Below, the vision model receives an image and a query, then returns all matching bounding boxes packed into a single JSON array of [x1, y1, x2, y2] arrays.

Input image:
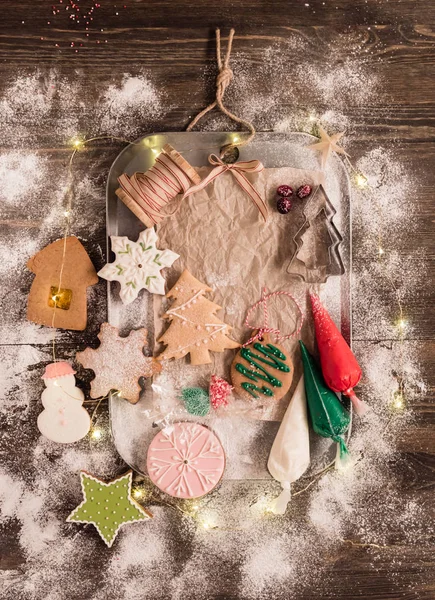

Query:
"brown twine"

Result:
[[186, 28, 256, 156]]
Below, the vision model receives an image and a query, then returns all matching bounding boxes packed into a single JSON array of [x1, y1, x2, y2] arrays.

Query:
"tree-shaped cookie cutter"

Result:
[[287, 184, 345, 283]]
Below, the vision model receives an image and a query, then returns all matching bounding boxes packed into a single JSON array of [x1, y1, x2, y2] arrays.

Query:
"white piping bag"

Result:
[[267, 376, 310, 514]]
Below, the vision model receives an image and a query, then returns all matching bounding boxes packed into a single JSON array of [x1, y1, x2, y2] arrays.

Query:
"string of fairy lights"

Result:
[[52, 135, 140, 440], [303, 113, 408, 412], [347, 145, 408, 413], [52, 116, 409, 528]]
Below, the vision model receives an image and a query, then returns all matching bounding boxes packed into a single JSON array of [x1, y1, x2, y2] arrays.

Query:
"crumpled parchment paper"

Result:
[[154, 165, 325, 421]]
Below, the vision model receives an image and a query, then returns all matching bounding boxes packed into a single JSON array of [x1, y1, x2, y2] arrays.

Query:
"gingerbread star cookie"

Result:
[[76, 323, 162, 403], [308, 125, 349, 169]]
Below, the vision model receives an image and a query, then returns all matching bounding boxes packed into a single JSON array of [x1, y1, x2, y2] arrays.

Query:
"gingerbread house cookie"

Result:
[[26, 236, 98, 331]]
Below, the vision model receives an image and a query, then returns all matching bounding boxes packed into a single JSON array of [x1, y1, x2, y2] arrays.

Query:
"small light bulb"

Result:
[[64, 210, 71, 217], [398, 319, 407, 330], [355, 173, 368, 189], [151, 148, 161, 155], [75, 139, 83, 148], [70, 136, 85, 150], [391, 390, 405, 411], [133, 488, 144, 499], [202, 522, 210, 529], [393, 395, 404, 409], [232, 135, 239, 143], [308, 113, 317, 122], [193, 504, 199, 511], [91, 428, 102, 440]]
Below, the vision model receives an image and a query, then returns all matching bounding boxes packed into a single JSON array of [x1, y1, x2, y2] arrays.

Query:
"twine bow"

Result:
[[243, 288, 305, 346], [186, 28, 256, 155], [183, 154, 268, 221]]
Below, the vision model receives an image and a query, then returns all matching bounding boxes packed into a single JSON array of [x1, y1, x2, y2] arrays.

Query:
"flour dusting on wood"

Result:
[[0, 35, 431, 600]]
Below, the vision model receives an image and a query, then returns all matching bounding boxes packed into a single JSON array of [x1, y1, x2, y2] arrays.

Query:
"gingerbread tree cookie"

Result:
[[157, 270, 239, 365], [76, 323, 161, 403]]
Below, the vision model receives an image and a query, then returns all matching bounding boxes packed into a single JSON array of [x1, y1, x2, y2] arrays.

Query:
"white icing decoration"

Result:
[[148, 423, 224, 499], [66, 471, 151, 548], [97, 228, 179, 305], [37, 372, 90, 444], [163, 290, 230, 356]]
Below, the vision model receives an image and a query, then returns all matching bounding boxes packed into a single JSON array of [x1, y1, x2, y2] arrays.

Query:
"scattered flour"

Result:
[[0, 33, 430, 600], [241, 537, 295, 593], [99, 74, 165, 137], [0, 345, 48, 412], [0, 152, 48, 206]]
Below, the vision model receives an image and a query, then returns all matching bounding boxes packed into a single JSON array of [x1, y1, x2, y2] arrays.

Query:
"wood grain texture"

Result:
[[1, 1, 435, 599]]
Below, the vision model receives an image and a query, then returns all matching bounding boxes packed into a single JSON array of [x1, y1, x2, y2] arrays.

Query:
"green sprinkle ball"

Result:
[[182, 387, 210, 416]]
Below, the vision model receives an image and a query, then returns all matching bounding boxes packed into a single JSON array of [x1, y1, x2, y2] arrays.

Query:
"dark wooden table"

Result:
[[1, 1, 435, 599]]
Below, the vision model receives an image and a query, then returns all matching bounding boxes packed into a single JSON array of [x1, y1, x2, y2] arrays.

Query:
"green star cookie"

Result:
[[67, 470, 152, 547]]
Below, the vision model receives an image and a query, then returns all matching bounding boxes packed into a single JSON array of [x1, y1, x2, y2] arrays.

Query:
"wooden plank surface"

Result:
[[1, 1, 434, 599]]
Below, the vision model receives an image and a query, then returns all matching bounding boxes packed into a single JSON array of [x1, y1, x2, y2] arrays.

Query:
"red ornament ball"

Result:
[[297, 184, 312, 199], [277, 185, 293, 197], [277, 196, 292, 214]]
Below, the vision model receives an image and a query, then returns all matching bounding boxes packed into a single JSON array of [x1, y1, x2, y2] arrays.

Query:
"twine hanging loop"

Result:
[[216, 66, 234, 99], [187, 28, 256, 156], [243, 288, 305, 346]]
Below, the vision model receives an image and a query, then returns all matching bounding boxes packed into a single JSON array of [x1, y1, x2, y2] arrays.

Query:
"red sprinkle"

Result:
[[209, 375, 232, 409]]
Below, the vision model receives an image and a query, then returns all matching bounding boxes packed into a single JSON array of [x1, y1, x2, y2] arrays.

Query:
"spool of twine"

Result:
[[116, 144, 201, 228]]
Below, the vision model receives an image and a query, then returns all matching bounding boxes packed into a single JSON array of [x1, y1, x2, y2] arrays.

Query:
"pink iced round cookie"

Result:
[[147, 422, 225, 499]]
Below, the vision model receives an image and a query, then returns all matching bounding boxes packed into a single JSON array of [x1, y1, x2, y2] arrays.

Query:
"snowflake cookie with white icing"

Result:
[[147, 422, 225, 499], [98, 228, 179, 305]]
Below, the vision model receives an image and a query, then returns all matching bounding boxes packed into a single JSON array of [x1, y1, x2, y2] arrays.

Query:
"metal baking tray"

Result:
[[106, 132, 352, 479]]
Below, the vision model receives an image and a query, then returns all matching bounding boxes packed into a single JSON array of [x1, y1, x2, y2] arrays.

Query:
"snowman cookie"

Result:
[[37, 362, 91, 444]]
